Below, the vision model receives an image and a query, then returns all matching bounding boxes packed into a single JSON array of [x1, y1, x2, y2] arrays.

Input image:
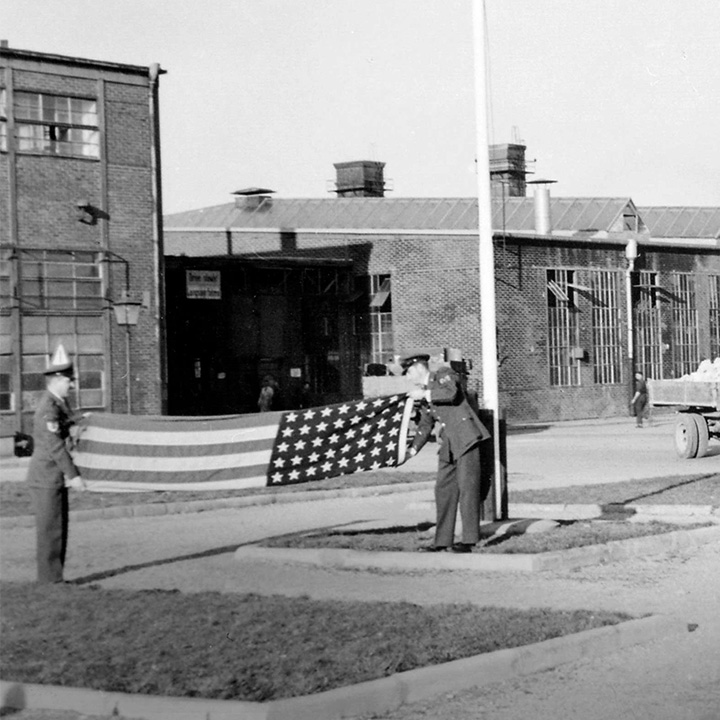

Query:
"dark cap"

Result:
[[43, 362, 74, 378], [43, 344, 74, 377], [400, 353, 430, 371]]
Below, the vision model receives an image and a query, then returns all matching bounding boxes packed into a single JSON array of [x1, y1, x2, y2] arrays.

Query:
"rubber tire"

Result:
[[691, 413, 710, 459], [675, 414, 699, 459]]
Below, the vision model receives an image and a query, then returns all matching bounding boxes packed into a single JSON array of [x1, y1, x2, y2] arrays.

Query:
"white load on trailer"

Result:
[[648, 358, 720, 459]]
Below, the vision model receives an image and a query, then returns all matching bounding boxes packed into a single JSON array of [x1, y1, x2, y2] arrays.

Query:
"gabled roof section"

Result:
[[165, 196, 646, 235], [636, 207, 720, 239]]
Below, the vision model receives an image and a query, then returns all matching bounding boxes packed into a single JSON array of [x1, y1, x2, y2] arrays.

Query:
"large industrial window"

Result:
[[19, 250, 103, 311], [1, 90, 99, 158], [0, 316, 11, 412], [0, 249, 107, 414], [670, 272, 699, 377], [20, 315, 105, 411], [369, 274, 393, 365], [635, 271, 663, 379], [590, 270, 622, 384], [710, 274, 720, 359], [546, 269, 580, 386]]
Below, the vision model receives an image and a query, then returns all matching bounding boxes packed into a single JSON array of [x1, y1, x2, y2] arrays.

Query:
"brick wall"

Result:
[[2, 55, 162, 438], [170, 227, 720, 423]]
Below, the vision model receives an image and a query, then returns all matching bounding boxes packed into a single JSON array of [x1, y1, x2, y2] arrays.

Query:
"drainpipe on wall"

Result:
[[148, 62, 168, 414]]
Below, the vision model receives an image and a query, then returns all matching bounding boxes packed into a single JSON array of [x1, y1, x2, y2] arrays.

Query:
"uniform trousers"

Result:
[[30, 484, 68, 583], [434, 443, 481, 547]]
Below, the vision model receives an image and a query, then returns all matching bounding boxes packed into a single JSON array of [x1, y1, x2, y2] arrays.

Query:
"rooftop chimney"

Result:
[[527, 179, 557, 235], [489, 143, 528, 198], [232, 187, 275, 211], [333, 161, 385, 198]]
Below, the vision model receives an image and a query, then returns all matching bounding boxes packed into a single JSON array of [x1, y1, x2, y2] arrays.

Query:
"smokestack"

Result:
[[528, 179, 557, 235], [333, 161, 385, 197]]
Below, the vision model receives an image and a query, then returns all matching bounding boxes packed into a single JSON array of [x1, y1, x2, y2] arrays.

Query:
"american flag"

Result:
[[73, 395, 414, 493]]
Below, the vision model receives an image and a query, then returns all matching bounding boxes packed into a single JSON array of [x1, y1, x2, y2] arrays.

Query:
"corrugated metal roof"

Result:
[[165, 197, 720, 239], [636, 207, 720, 239], [165, 197, 641, 234]]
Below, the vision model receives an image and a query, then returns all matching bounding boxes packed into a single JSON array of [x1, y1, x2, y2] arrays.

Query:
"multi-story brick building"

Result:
[[164, 153, 720, 422], [0, 43, 166, 450]]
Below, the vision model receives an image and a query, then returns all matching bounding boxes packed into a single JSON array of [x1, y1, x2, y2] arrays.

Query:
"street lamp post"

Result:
[[113, 291, 143, 414], [625, 239, 639, 402]]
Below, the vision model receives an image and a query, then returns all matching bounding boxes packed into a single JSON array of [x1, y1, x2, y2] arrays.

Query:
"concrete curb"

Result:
[[0, 614, 689, 720], [0, 481, 436, 530], [235, 524, 720, 573], [4, 482, 719, 530]]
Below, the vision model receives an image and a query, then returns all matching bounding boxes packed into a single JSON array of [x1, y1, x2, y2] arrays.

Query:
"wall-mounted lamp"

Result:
[[76, 200, 110, 226], [112, 291, 143, 326], [625, 238, 639, 270]]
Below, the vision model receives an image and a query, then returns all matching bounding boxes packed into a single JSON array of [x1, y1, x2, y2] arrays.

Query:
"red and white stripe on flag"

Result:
[[73, 395, 415, 493]]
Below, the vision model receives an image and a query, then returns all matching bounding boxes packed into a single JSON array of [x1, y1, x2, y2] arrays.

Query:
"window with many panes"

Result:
[[20, 315, 105, 411], [670, 272, 699, 377], [635, 271, 663, 379], [19, 250, 103, 311], [369, 274, 393, 365], [546, 269, 580, 386], [589, 270, 623, 384], [710, 275, 720, 359], [0, 88, 99, 158], [0, 250, 107, 414], [0, 315, 12, 412]]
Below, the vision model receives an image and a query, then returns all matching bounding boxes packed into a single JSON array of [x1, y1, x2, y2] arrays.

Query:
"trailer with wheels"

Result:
[[648, 379, 720, 458]]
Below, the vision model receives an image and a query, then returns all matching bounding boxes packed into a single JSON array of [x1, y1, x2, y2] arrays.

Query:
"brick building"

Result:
[[164, 154, 720, 423], [0, 43, 166, 449]]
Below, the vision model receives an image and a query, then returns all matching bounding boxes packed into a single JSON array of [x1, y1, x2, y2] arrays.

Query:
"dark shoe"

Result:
[[451, 543, 474, 554], [420, 545, 447, 552]]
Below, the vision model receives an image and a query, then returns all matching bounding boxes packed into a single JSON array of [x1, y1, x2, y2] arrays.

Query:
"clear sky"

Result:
[[3, 0, 719, 213]]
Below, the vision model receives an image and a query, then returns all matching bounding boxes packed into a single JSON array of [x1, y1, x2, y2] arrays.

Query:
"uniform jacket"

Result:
[[411, 366, 490, 460], [26, 390, 79, 488]]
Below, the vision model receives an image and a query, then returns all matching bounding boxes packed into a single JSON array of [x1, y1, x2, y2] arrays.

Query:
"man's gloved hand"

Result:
[[65, 476, 87, 491]]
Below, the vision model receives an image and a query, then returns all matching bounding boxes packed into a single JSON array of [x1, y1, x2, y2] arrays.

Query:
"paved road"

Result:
[[1, 414, 719, 720]]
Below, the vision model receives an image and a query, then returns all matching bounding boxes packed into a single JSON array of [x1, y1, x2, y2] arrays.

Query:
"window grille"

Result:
[[670, 273, 699, 377], [710, 275, 720, 359], [589, 270, 622, 384], [546, 269, 580, 386], [635, 271, 663, 379]]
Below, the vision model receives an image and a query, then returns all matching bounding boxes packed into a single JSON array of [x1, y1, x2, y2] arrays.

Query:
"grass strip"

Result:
[[0, 581, 632, 702], [263, 520, 711, 554], [511, 473, 719, 507], [0, 471, 433, 517]]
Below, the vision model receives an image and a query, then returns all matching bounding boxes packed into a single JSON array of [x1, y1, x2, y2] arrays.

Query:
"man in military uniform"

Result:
[[404, 353, 490, 553], [25, 351, 86, 583]]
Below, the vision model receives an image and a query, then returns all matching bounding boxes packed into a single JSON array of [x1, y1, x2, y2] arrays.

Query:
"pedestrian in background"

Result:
[[404, 354, 490, 553], [26, 348, 86, 584], [257, 374, 280, 412], [631, 370, 649, 428]]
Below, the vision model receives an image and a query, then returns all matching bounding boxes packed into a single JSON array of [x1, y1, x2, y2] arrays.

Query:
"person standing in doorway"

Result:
[[257, 374, 280, 412], [26, 347, 86, 583], [404, 354, 490, 553], [631, 370, 649, 428]]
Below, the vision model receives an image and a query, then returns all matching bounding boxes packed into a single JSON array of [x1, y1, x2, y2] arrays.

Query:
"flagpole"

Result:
[[472, 0, 504, 520]]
